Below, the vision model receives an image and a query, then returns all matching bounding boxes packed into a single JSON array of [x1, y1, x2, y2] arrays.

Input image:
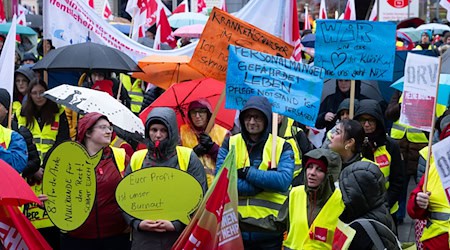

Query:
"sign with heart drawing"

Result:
[[42, 141, 101, 231], [315, 20, 396, 81]]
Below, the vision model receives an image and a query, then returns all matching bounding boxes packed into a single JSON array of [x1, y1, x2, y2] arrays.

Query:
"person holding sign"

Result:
[[274, 148, 343, 249], [125, 107, 207, 250], [354, 99, 405, 220], [216, 96, 295, 249], [180, 98, 229, 187], [57, 112, 130, 250]]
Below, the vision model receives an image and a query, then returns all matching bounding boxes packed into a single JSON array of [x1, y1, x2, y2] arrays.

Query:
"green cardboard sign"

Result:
[[42, 141, 101, 231], [116, 167, 203, 224]]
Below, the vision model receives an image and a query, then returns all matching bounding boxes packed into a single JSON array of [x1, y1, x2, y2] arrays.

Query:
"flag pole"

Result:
[[129, 9, 136, 38], [205, 89, 225, 134], [349, 80, 355, 119]]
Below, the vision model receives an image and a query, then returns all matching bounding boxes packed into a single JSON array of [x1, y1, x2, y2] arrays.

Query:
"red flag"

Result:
[[197, 0, 206, 13], [319, 0, 327, 19], [0, 0, 5, 23], [343, 0, 356, 20], [283, 0, 302, 61], [303, 7, 311, 30], [88, 0, 94, 8], [102, 0, 113, 20], [440, 0, 450, 21], [126, 0, 172, 40], [17, 5, 28, 26], [153, 6, 177, 49], [0, 205, 51, 250], [172, 148, 243, 250], [173, 0, 189, 14]]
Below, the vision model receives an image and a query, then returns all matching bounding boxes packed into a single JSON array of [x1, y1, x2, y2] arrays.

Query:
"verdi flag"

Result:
[[172, 147, 243, 250]]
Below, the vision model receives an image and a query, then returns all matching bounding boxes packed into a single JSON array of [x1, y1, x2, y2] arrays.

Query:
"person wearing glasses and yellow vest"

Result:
[[17, 79, 70, 250], [354, 99, 404, 221], [216, 96, 295, 249], [180, 98, 229, 187], [120, 74, 144, 115], [124, 107, 207, 250], [273, 148, 343, 249]]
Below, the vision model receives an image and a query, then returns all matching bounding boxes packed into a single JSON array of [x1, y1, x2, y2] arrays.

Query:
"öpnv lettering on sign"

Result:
[[315, 20, 396, 81], [225, 45, 324, 127], [115, 167, 203, 225], [42, 141, 100, 231], [431, 136, 450, 205], [399, 53, 440, 132]]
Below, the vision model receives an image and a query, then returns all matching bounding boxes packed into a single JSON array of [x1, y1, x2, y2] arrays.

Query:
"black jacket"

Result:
[[140, 86, 165, 113]]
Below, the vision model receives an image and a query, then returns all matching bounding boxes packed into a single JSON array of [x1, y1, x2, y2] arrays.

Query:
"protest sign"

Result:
[[431, 136, 450, 205], [226, 45, 324, 127], [400, 53, 440, 132], [189, 8, 294, 82], [116, 167, 203, 224], [315, 20, 396, 81], [42, 141, 101, 231]]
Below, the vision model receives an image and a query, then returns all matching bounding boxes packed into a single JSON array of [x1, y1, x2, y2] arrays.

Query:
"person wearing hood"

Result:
[[414, 30, 436, 50], [180, 98, 229, 186], [57, 112, 130, 250], [338, 161, 400, 250], [13, 66, 35, 117], [276, 148, 344, 249], [316, 79, 368, 132], [124, 107, 207, 250], [354, 99, 404, 219], [216, 96, 295, 249], [21, 52, 38, 65]]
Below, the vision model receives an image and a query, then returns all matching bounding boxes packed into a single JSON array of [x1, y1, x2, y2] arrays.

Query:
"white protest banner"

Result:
[[43, 0, 194, 61], [400, 53, 440, 132], [431, 136, 450, 205], [0, 15, 16, 98]]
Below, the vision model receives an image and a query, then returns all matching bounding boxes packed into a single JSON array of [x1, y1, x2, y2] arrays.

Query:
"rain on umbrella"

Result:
[[140, 78, 236, 131], [132, 55, 205, 90], [43, 84, 144, 140]]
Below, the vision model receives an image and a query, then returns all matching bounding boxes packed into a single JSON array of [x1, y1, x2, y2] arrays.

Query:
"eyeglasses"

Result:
[[30, 91, 45, 96], [244, 114, 264, 123], [358, 118, 376, 126], [93, 125, 113, 132], [190, 109, 208, 116]]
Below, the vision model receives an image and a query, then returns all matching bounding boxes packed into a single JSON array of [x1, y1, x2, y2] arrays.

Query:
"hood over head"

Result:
[[239, 96, 272, 143], [303, 148, 342, 191], [187, 98, 212, 131], [337, 98, 360, 117], [15, 66, 35, 82], [354, 99, 385, 133], [145, 107, 179, 158], [77, 112, 110, 143]]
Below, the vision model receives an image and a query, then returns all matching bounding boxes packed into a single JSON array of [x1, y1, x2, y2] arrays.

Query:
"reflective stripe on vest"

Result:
[[180, 124, 228, 187], [0, 125, 12, 150], [283, 186, 344, 249], [419, 152, 450, 242], [18, 106, 65, 162], [120, 74, 144, 113], [130, 146, 191, 172], [229, 134, 288, 220]]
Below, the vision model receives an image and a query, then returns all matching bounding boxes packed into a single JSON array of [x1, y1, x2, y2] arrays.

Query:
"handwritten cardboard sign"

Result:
[[189, 7, 294, 82], [400, 53, 440, 132], [116, 167, 203, 224], [315, 20, 396, 81], [225, 45, 324, 127], [431, 136, 450, 205], [42, 141, 101, 231]]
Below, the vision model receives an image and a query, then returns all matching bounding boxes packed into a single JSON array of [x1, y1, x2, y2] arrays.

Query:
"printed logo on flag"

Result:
[[375, 154, 390, 168]]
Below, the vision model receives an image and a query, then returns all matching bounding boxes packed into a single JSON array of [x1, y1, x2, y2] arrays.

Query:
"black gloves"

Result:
[[193, 144, 208, 156], [199, 133, 214, 151], [237, 167, 250, 179]]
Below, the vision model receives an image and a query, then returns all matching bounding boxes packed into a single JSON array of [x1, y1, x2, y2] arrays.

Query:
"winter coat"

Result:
[[0, 124, 27, 173], [339, 161, 400, 250], [354, 99, 405, 210], [67, 113, 129, 240], [140, 86, 165, 113], [124, 107, 207, 250]]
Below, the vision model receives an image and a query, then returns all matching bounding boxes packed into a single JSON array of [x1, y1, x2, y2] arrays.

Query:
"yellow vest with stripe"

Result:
[[180, 124, 228, 187], [12, 101, 21, 120], [130, 146, 192, 172], [281, 118, 302, 179], [17, 106, 66, 162], [230, 134, 288, 220], [120, 74, 144, 113], [419, 147, 450, 242], [25, 146, 127, 229], [284, 186, 344, 250], [0, 125, 12, 150], [373, 145, 399, 214]]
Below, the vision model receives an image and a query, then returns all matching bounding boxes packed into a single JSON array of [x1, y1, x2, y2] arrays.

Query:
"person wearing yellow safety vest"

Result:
[[13, 66, 35, 118], [18, 78, 70, 250], [277, 115, 314, 186], [414, 30, 437, 51], [339, 161, 400, 249], [354, 99, 404, 222], [274, 148, 343, 249], [120, 74, 144, 114], [180, 98, 229, 187], [124, 107, 207, 250], [216, 96, 295, 249]]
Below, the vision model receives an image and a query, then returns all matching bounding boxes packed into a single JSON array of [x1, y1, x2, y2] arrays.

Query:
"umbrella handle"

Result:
[[78, 73, 87, 87]]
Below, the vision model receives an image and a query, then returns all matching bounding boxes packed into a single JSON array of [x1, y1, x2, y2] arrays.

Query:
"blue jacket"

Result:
[[0, 129, 28, 173], [216, 96, 294, 196]]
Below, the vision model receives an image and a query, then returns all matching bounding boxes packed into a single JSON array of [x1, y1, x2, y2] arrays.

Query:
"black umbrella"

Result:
[[396, 17, 425, 29], [321, 79, 384, 103], [25, 14, 43, 30], [33, 42, 142, 73]]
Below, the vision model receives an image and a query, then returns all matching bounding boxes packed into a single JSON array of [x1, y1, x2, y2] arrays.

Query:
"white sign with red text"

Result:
[[379, 0, 419, 21]]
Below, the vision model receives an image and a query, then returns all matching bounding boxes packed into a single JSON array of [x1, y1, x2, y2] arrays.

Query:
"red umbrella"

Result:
[[396, 17, 425, 29], [140, 78, 236, 131], [0, 160, 41, 206]]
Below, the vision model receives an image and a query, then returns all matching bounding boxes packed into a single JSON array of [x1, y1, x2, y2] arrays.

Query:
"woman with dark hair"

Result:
[[328, 119, 367, 169], [13, 66, 35, 117], [17, 78, 69, 250]]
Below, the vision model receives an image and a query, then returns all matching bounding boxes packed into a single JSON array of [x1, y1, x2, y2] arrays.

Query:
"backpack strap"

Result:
[[354, 220, 386, 250]]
